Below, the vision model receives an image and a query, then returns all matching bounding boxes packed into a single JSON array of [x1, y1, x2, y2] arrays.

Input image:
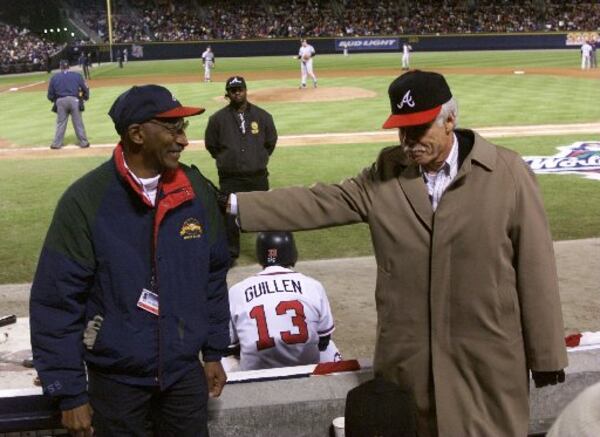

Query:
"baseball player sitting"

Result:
[[228, 232, 341, 370]]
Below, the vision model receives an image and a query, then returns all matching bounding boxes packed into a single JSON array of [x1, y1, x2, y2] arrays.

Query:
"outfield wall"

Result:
[[75, 32, 579, 63]]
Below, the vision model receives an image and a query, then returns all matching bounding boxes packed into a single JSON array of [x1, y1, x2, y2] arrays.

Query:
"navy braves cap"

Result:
[[225, 76, 246, 90], [382, 70, 452, 129], [108, 84, 205, 134]]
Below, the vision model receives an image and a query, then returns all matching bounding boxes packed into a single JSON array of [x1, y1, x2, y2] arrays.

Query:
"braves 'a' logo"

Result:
[[523, 141, 600, 181], [397, 90, 415, 109]]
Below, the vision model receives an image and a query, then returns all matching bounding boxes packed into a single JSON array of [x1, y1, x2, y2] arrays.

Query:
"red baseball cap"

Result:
[[382, 70, 452, 129]]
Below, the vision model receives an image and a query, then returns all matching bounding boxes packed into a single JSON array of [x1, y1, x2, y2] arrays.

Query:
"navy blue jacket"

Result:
[[47, 70, 89, 101], [30, 145, 230, 410]]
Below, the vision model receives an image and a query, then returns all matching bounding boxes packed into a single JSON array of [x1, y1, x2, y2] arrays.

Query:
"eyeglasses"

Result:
[[147, 119, 189, 136]]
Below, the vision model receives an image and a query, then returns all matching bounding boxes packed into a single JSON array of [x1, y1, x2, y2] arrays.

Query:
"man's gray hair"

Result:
[[434, 97, 458, 127]]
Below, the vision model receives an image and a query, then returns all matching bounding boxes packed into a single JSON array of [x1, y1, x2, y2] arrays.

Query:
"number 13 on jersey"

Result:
[[249, 300, 309, 350]]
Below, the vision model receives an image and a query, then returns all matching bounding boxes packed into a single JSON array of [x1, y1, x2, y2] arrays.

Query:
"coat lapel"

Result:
[[397, 165, 433, 232]]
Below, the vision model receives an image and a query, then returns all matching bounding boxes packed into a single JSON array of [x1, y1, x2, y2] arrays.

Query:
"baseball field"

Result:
[[0, 49, 599, 286]]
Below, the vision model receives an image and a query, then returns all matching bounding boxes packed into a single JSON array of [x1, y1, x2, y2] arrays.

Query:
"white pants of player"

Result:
[[301, 59, 317, 86], [582, 55, 591, 70], [204, 61, 213, 81], [402, 53, 410, 69]]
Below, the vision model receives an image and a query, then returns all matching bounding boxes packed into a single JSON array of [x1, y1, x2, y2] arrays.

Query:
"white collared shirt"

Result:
[[421, 134, 459, 211]]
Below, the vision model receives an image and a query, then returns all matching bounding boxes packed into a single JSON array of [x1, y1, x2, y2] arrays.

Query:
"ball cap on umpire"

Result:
[[108, 84, 205, 134], [382, 70, 452, 129], [225, 76, 247, 90]]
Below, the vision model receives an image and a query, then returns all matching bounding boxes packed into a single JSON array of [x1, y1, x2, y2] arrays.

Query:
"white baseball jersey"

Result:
[[402, 43, 412, 69], [581, 42, 592, 57], [299, 44, 315, 60], [202, 49, 215, 65], [229, 266, 335, 370]]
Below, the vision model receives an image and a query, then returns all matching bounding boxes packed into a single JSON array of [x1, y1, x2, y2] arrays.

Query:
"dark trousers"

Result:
[[219, 173, 269, 259], [88, 366, 209, 437]]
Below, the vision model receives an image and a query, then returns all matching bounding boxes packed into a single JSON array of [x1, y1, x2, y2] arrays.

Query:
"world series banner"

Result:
[[335, 38, 399, 51], [523, 141, 600, 181]]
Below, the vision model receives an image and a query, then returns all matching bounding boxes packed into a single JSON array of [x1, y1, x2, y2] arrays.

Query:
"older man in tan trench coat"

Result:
[[230, 71, 568, 436]]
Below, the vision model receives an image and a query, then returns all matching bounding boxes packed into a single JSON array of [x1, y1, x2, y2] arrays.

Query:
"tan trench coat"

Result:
[[237, 130, 568, 436]]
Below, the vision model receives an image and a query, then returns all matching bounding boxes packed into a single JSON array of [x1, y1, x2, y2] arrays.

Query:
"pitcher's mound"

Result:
[[214, 86, 377, 103]]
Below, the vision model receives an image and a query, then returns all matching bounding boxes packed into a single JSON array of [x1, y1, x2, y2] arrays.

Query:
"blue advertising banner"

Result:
[[335, 38, 399, 51]]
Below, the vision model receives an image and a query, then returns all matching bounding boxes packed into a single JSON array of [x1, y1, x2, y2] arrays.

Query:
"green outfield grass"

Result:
[[72, 49, 585, 78], [0, 49, 581, 88], [0, 50, 597, 147], [1, 133, 598, 284], [2, 73, 599, 146]]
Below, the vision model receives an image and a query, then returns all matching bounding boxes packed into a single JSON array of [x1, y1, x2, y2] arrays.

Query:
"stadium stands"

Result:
[[69, 0, 600, 43], [0, 23, 64, 73], [1, 0, 599, 73]]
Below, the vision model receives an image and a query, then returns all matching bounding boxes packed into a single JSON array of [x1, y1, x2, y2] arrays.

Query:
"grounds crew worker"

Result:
[[30, 85, 230, 436], [47, 59, 90, 149], [205, 75, 277, 262], [227, 70, 567, 436]]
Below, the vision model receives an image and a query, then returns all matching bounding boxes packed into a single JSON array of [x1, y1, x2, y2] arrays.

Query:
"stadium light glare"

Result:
[[50, 29, 54, 33], [71, 32, 75, 37], [56, 28, 60, 32], [64, 27, 67, 31], [44, 29, 47, 33]]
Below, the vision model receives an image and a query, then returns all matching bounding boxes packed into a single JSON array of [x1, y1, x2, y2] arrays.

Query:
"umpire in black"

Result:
[[205, 76, 278, 261]]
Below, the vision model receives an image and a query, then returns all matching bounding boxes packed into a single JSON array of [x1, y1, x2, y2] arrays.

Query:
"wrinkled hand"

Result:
[[204, 361, 227, 398], [531, 370, 566, 388], [61, 403, 93, 436]]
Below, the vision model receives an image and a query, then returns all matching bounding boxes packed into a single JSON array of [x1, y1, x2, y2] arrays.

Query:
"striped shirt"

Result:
[[421, 134, 459, 211]]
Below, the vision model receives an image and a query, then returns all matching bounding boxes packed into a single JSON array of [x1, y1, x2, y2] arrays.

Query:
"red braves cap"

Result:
[[382, 70, 452, 129], [109, 85, 205, 134]]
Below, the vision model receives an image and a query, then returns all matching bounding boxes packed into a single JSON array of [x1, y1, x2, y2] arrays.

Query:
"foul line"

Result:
[[0, 80, 47, 94], [1, 122, 600, 154]]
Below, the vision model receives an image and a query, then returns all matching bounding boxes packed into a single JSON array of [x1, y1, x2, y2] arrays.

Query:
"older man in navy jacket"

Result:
[[31, 85, 231, 436]]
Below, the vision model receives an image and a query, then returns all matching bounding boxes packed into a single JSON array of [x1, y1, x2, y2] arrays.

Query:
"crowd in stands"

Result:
[[1, 0, 599, 71], [71, 0, 600, 43], [0, 23, 64, 69]]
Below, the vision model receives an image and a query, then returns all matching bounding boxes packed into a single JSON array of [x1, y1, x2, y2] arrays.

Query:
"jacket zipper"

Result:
[[151, 202, 162, 388], [153, 186, 191, 388]]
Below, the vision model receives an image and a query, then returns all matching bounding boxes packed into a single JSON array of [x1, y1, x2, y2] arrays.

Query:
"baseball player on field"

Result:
[[581, 40, 593, 70], [228, 232, 340, 370], [402, 42, 412, 70], [297, 39, 317, 89], [201, 45, 215, 82]]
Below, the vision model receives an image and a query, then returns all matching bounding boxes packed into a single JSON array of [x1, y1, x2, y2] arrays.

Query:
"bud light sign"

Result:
[[335, 38, 399, 51]]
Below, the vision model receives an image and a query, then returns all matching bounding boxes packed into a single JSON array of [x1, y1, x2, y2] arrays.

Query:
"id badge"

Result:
[[137, 288, 159, 315]]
